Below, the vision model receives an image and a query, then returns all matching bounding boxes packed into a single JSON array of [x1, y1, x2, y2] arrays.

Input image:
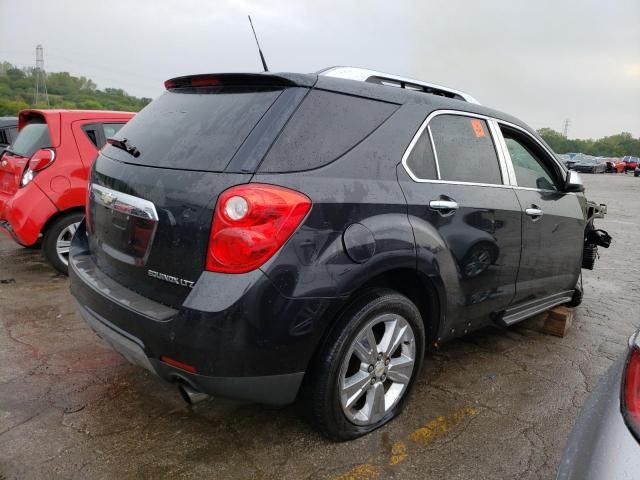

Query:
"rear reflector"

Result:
[[206, 184, 311, 274], [160, 355, 197, 374], [623, 345, 640, 440]]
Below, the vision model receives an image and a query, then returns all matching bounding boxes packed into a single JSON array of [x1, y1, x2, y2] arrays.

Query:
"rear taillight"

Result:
[[206, 184, 311, 274], [622, 342, 640, 440], [21, 148, 55, 187]]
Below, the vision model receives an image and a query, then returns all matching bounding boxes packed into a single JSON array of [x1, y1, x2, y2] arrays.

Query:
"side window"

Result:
[[0, 129, 7, 145], [429, 115, 502, 185], [102, 123, 125, 141], [82, 123, 101, 147], [501, 127, 559, 191], [405, 128, 437, 180]]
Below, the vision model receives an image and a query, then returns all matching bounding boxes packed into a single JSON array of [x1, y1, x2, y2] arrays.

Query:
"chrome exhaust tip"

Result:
[[177, 383, 209, 405]]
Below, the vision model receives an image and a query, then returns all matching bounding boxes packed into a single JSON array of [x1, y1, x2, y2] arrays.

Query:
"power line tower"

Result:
[[33, 44, 50, 107], [562, 118, 570, 138]]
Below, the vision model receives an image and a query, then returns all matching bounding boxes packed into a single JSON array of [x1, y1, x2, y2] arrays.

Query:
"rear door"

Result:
[[496, 124, 584, 305], [398, 111, 522, 330]]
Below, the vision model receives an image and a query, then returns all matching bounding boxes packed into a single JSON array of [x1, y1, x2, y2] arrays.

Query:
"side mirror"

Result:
[[565, 170, 585, 192]]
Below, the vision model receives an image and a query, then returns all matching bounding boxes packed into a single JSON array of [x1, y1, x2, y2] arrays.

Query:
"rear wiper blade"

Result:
[[107, 137, 141, 158]]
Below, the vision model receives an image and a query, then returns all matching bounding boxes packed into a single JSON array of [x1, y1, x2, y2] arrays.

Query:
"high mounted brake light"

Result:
[[206, 184, 311, 274], [163, 73, 302, 90]]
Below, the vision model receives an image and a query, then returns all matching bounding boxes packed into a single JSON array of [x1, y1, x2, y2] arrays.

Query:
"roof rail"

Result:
[[317, 66, 480, 104]]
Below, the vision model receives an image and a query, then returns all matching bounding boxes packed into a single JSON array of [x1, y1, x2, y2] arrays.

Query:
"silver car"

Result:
[[557, 329, 640, 479]]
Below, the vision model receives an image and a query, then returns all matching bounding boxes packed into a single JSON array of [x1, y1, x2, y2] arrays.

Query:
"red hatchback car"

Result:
[[0, 109, 134, 273]]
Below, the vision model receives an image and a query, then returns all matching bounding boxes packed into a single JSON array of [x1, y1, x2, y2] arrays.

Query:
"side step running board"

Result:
[[497, 291, 574, 327]]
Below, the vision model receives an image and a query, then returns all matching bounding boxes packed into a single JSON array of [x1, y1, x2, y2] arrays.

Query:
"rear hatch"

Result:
[[0, 115, 51, 196], [87, 74, 313, 308]]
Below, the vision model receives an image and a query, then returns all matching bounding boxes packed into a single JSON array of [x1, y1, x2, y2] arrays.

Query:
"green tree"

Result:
[[0, 60, 150, 116]]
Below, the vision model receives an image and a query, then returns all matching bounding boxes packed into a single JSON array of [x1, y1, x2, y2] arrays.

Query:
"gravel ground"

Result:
[[0, 173, 638, 479]]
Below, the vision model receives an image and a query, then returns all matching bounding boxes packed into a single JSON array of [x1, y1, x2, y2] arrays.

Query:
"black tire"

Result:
[[42, 212, 84, 275], [304, 289, 425, 441], [565, 284, 583, 308]]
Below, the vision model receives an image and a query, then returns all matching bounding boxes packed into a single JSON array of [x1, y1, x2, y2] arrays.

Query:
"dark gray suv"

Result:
[[69, 67, 609, 439]]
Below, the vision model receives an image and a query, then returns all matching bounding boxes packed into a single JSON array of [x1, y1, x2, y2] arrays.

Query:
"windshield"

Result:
[[9, 121, 52, 158]]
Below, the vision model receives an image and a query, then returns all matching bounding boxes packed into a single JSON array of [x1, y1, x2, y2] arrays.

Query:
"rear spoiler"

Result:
[[164, 73, 317, 90]]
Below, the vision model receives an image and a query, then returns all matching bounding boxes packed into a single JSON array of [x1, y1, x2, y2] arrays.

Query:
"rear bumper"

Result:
[[69, 220, 345, 405], [0, 184, 58, 245]]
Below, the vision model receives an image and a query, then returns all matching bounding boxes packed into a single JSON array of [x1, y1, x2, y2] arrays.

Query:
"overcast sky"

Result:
[[1, 0, 638, 138]]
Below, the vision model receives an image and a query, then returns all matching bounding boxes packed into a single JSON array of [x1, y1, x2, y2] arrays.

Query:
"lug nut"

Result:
[[381, 374, 386, 382], [368, 365, 374, 373], [370, 378, 376, 385], [385, 358, 390, 365], [378, 352, 383, 360]]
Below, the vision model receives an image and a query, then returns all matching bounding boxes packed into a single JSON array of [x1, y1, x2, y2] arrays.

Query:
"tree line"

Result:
[[0, 61, 151, 115], [538, 127, 640, 158]]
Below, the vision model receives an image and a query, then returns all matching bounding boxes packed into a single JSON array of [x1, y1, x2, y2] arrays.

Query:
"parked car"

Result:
[[557, 328, 640, 479], [624, 156, 639, 172], [0, 116, 18, 157], [69, 67, 607, 440], [572, 157, 607, 173], [605, 158, 625, 173], [0, 109, 134, 273], [558, 154, 577, 170]]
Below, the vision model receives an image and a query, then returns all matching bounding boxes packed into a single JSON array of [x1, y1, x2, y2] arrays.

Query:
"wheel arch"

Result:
[[40, 206, 85, 238]]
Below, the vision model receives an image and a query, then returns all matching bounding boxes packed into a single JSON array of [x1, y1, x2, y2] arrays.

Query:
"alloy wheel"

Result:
[[339, 313, 416, 426], [55, 221, 79, 267]]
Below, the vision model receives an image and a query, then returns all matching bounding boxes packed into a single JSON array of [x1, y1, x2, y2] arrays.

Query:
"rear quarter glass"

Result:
[[9, 118, 52, 158], [101, 86, 283, 171], [258, 90, 399, 173]]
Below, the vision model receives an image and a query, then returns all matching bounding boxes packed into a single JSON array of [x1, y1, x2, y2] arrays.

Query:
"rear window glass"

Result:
[[10, 120, 51, 158], [102, 87, 282, 171], [258, 90, 398, 173], [430, 115, 502, 185]]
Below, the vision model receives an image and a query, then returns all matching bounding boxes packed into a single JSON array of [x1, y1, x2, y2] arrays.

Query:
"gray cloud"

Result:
[[1, 0, 638, 138]]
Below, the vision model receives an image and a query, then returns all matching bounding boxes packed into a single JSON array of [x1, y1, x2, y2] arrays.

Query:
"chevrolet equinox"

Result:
[[69, 67, 608, 440]]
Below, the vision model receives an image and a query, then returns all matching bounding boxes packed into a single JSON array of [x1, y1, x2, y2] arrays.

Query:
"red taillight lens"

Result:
[[623, 345, 640, 438], [28, 148, 55, 171], [206, 184, 311, 274]]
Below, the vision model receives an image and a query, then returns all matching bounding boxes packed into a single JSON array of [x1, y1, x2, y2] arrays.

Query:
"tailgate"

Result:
[[88, 154, 252, 308]]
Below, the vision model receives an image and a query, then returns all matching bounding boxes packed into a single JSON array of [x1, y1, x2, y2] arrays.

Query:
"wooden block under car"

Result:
[[520, 306, 575, 337]]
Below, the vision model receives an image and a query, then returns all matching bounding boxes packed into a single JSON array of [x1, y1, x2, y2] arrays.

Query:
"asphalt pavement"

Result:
[[1, 173, 638, 479]]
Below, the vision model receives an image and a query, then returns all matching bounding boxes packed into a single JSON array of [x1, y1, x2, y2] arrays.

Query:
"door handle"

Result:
[[429, 200, 459, 215], [525, 206, 544, 220]]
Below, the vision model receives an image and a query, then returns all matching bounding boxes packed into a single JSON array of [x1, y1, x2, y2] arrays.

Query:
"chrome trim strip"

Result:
[[319, 66, 480, 104], [91, 184, 159, 222], [487, 119, 512, 185], [401, 109, 510, 188], [426, 125, 441, 179], [401, 109, 570, 196]]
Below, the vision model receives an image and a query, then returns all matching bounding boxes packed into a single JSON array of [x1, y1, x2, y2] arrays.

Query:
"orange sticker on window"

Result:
[[470, 119, 486, 138]]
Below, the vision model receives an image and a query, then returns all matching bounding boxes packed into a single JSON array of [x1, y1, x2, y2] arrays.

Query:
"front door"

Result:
[[498, 124, 585, 305]]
